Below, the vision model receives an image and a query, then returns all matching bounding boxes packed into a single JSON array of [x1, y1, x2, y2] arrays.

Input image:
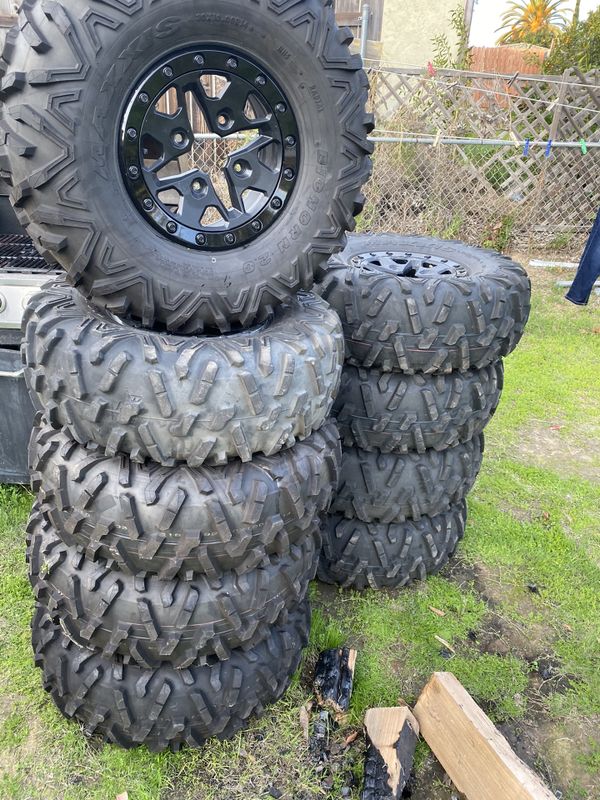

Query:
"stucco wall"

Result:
[[381, 0, 461, 66]]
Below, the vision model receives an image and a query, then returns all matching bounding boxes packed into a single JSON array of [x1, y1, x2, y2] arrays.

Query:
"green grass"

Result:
[[0, 270, 598, 799]]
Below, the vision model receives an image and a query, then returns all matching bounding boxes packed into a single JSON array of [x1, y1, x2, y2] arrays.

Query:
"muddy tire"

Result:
[[334, 363, 502, 454], [28, 509, 319, 668], [318, 235, 530, 374], [32, 600, 310, 751], [23, 280, 343, 466], [318, 502, 467, 590], [31, 420, 340, 581], [331, 436, 483, 524], [0, 0, 372, 334]]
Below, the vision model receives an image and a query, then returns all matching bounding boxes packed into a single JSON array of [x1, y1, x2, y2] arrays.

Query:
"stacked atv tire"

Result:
[[1, 0, 372, 750], [316, 234, 531, 590]]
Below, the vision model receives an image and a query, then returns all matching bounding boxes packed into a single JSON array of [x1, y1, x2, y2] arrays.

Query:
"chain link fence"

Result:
[[177, 64, 600, 252], [360, 136, 598, 252], [360, 65, 600, 253]]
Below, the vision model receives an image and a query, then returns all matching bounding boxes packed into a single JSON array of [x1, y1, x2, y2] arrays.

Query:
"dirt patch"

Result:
[[510, 420, 600, 485]]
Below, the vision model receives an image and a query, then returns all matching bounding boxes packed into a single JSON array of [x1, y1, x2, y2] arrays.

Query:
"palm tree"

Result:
[[497, 0, 571, 46]]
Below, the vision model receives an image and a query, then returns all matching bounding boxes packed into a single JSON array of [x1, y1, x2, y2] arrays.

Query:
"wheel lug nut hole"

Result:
[[191, 178, 207, 197], [171, 130, 188, 149]]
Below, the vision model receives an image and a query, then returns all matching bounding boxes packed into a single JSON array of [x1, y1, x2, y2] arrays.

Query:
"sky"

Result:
[[470, 0, 600, 46]]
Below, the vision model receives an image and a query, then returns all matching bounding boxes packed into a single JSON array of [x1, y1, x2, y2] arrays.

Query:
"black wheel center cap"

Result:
[[351, 250, 467, 278], [119, 47, 300, 251]]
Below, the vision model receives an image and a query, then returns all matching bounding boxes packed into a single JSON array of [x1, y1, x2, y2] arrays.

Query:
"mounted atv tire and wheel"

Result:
[[318, 234, 531, 374], [0, 0, 373, 333]]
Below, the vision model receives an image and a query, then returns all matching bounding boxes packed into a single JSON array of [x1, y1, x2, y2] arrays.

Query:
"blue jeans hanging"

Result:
[[566, 208, 600, 305]]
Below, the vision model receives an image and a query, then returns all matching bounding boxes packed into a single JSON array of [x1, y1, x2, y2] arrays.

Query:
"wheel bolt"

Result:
[[226, 58, 238, 69], [166, 221, 177, 234], [252, 220, 263, 232], [127, 128, 138, 140], [143, 198, 154, 210], [224, 233, 236, 245], [275, 103, 286, 113], [139, 92, 149, 104], [128, 166, 140, 179], [255, 75, 266, 86], [195, 55, 205, 65], [271, 197, 282, 210], [163, 66, 174, 78], [196, 233, 206, 245], [285, 135, 296, 147]]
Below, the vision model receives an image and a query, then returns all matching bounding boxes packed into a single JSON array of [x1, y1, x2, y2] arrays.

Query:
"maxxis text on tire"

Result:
[[0, 0, 373, 333], [32, 600, 310, 752], [28, 509, 319, 668], [23, 280, 343, 466], [317, 502, 467, 591], [31, 420, 340, 581], [318, 234, 531, 374], [331, 435, 483, 523], [334, 363, 503, 454]]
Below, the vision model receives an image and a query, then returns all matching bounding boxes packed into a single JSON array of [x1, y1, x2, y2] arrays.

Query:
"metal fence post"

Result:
[[360, 4, 370, 60]]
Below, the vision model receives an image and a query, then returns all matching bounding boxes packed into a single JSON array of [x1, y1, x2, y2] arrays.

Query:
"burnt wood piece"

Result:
[[313, 647, 357, 715], [362, 707, 419, 800]]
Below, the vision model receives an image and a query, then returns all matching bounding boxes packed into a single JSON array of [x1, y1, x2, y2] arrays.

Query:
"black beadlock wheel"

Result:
[[119, 46, 300, 252], [0, 0, 373, 333]]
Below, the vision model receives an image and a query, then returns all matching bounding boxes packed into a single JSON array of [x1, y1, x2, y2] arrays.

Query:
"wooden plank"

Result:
[[413, 673, 555, 800], [336, 11, 362, 27], [362, 707, 419, 800]]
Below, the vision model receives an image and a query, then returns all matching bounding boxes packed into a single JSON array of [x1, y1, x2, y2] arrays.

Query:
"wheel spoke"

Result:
[[191, 74, 272, 137], [147, 168, 230, 226], [143, 85, 194, 173], [223, 135, 277, 211]]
